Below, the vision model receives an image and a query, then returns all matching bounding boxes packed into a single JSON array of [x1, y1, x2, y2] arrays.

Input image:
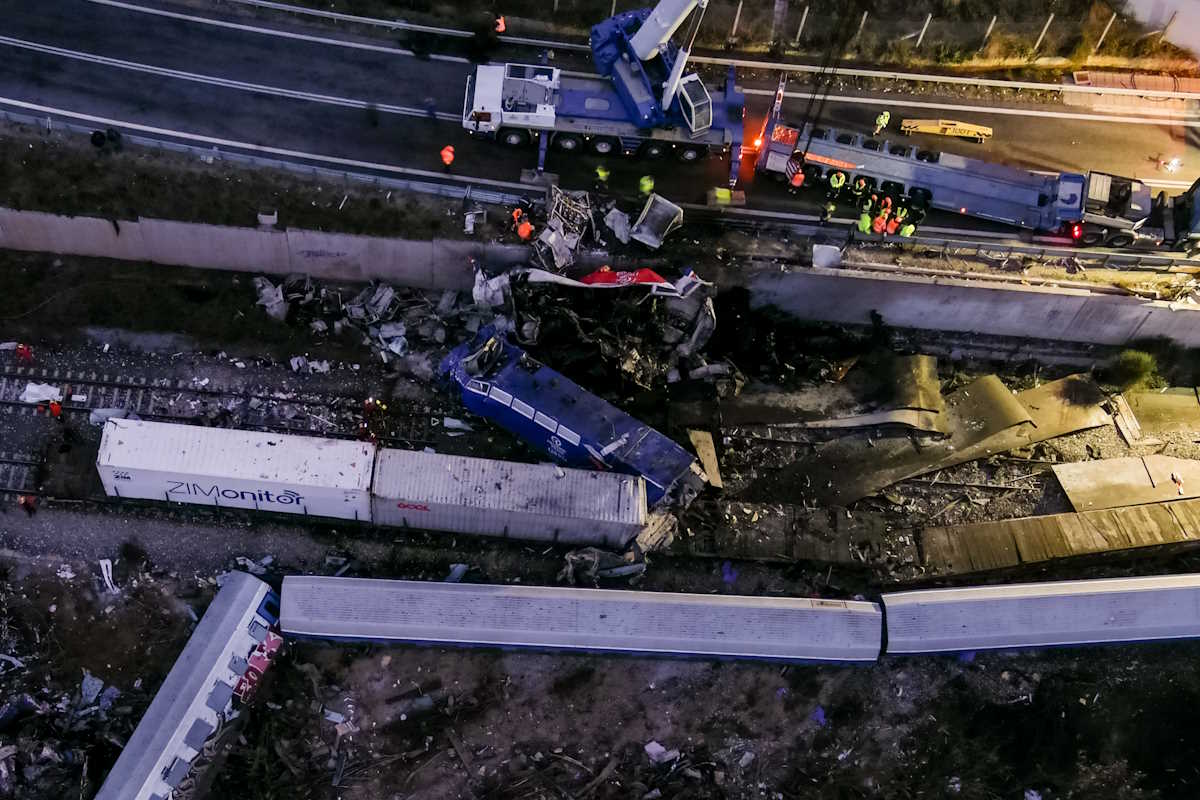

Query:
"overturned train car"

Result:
[[440, 327, 707, 508]]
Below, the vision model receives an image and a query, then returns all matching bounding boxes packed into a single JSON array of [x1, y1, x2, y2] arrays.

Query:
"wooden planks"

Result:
[[922, 499, 1200, 576]]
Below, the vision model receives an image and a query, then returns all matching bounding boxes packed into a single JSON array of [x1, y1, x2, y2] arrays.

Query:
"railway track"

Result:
[[0, 451, 41, 495], [0, 366, 451, 448]]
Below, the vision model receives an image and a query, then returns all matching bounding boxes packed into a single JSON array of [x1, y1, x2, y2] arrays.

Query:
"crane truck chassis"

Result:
[[462, 1, 746, 185]]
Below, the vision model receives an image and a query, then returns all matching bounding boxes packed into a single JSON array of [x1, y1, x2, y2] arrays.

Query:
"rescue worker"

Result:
[[638, 174, 655, 197], [827, 170, 846, 199], [594, 164, 610, 190], [850, 176, 867, 205], [863, 192, 879, 215], [874, 110, 891, 136], [899, 221, 916, 237], [494, 14, 506, 33], [14, 343, 32, 364], [440, 144, 455, 172], [517, 216, 535, 241], [894, 205, 909, 225], [872, 210, 889, 235], [821, 200, 837, 223], [48, 400, 62, 420], [788, 169, 805, 195], [511, 207, 524, 231], [857, 211, 873, 235], [885, 214, 901, 236]]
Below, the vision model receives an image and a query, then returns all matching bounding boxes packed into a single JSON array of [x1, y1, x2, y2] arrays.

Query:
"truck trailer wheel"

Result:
[[590, 137, 618, 156], [554, 134, 582, 152], [639, 141, 667, 159], [1079, 230, 1105, 246], [676, 145, 707, 163], [1106, 233, 1134, 248], [499, 129, 530, 147]]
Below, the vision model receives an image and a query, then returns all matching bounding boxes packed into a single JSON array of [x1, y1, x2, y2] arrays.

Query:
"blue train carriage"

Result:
[[440, 327, 707, 509]]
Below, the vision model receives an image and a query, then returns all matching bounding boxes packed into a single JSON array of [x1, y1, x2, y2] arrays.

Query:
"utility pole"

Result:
[[793, 5, 809, 46], [1093, 11, 1116, 54], [915, 13, 932, 49], [851, 10, 868, 47], [1033, 13, 1054, 54], [981, 15, 997, 49]]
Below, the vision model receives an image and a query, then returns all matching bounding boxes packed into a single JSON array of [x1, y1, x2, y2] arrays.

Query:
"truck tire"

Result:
[[676, 145, 707, 163], [639, 141, 667, 159], [499, 129, 530, 147], [590, 137, 618, 156], [554, 134, 582, 152], [1079, 230, 1105, 246], [1106, 233, 1134, 248]]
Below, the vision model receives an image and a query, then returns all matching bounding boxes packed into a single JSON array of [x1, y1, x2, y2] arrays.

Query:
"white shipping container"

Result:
[[370, 448, 647, 546], [97, 419, 375, 521]]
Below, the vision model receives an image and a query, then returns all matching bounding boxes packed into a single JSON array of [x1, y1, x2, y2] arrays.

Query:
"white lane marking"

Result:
[[84, 0, 469, 63], [0, 95, 530, 191], [746, 88, 1200, 128], [0, 35, 461, 121], [218, 0, 591, 50], [214, 0, 1200, 99]]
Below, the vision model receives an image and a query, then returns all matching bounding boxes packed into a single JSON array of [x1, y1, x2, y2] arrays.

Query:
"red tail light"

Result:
[[1071, 224, 1083, 240], [753, 137, 763, 150]]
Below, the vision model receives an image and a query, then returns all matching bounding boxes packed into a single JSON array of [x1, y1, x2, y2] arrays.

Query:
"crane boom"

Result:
[[628, 0, 703, 60]]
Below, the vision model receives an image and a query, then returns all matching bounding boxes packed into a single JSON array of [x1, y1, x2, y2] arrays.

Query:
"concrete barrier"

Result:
[[744, 267, 1200, 348], [0, 206, 525, 290]]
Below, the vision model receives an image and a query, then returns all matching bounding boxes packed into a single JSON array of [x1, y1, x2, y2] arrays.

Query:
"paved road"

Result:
[[0, 0, 1196, 226]]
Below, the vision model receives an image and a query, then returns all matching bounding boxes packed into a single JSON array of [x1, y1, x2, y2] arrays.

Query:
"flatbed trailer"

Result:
[[754, 110, 1199, 252]]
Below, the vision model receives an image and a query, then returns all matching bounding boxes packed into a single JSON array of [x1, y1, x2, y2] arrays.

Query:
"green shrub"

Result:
[[1102, 349, 1160, 390]]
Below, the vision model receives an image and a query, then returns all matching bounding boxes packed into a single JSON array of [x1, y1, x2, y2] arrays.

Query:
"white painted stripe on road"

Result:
[[0, 95, 531, 192], [209, 0, 1200, 100], [219, 0, 592, 50], [0, 36, 462, 122], [747, 88, 1200, 128], [84, 0, 469, 63]]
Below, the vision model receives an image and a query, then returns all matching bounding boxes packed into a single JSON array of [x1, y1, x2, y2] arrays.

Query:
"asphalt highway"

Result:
[[0, 0, 1196, 235]]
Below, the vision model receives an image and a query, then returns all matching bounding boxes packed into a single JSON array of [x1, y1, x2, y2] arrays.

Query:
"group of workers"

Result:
[[856, 191, 920, 238], [787, 161, 924, 238]]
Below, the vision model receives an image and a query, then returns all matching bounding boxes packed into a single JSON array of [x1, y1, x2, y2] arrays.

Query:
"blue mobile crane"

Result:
[[462, 0, 745, 185]]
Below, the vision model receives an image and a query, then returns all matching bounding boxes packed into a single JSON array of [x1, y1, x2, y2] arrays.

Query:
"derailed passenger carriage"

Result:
[[95, 573, 281, 800], [280, 575, 884, 663], [882, 573, 1200, 655], [440, 327, 707, 509]]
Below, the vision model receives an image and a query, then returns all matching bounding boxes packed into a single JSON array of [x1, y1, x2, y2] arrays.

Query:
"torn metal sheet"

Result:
[[630, 194, 683, 249], [1123, 388, 1200, 434], [603, 206, 631, 243], [744, 374, 1034, 506], [1052, 455, 1200, 511], [920, 498, 1200, 577], [891, 355, 944, 414]]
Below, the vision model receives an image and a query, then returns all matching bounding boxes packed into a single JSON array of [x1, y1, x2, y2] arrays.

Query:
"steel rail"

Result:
[[207, 0, 1200, 100]]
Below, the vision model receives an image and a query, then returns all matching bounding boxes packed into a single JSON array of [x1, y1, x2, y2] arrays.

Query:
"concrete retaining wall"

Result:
[[0, 207, 525, 290], [744, 267, 1200, 348]]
